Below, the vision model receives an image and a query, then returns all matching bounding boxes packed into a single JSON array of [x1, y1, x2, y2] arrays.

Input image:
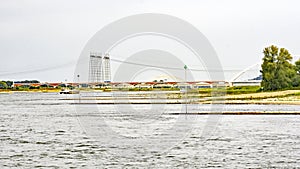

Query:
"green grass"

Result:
[[198, 86, 262, 95], [226, 86, 261, 95]]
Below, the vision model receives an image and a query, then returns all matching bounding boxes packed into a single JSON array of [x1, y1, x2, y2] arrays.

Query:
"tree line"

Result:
[[0, 80, 40, 89], [0, 81, 13, 89], [261, 45, 300, 91]]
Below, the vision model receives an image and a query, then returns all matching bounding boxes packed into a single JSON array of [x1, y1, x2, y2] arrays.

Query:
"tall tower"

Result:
[[89, 52, 103, 83], [103, 54, 111, 82], [88, 52, 111, 83]]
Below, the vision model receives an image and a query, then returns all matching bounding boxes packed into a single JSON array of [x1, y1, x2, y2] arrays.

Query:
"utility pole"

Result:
[[184, 65, 188, 114]]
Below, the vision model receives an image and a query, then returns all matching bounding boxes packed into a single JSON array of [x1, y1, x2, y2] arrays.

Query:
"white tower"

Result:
[[89, 52, 103, 83], [103, 53, 111, 82], [88, 52, 111, 83]]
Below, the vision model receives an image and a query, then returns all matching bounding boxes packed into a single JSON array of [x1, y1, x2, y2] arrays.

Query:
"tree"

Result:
[[0, 81, 8, 89], [295, 59, 300, 74], [5, 81, 13, 88], [275, 48, 296, 89], [261, 45, 277, 90], [261, 45, 296, 90], [292, 59, 300, 87]]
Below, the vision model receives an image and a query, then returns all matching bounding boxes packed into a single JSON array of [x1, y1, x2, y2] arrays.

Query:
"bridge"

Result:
[[228, 61, 262, 87]]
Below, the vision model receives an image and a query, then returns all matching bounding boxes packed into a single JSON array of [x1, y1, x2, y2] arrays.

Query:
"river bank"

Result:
[[202, 90, 300, 105], [1, 88, 300, 105]]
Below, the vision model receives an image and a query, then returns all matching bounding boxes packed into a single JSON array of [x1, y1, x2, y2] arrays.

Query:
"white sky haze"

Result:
[[0, 0, 300, 82]]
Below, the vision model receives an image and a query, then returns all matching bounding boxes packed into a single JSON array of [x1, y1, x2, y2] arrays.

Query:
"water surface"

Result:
[[0, 92, 299, 168]]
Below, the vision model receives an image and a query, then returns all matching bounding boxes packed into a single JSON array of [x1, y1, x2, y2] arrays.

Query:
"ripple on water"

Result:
[[1, 93, 300, 168]]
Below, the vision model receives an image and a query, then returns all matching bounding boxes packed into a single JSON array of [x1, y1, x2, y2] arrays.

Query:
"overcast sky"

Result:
[[1, 0, 300, 82]]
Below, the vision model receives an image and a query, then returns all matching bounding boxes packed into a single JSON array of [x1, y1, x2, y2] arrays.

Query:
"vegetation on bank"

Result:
[[0, 81, 12, 89], [0, 85, 261, 94], [1, 84, 300, 104], [127, 87, 180, 91], [261, 45, 300, 91]]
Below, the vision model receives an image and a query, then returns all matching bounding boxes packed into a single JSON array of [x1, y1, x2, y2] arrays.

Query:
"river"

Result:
[[0, 92, 299, 168]]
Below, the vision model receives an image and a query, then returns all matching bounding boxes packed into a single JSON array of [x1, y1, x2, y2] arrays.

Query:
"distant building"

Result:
[[89, 53, 111, 83], [231, 81, 261, 87], [193, 82, 212, 88], [13, 80, 41, 88]]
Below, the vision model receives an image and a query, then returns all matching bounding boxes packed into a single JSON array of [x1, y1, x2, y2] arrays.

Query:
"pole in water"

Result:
[[77, 74, 81, 103], [184, 65, 188, 114], [65, 79, 68, 100]]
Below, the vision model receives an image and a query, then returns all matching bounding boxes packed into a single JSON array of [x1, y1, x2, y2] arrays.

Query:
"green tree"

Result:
[[295, 59, 300, 74], [5, 81, 13, 88], [261, 45, 296, 90], [292, 59, 300, 87], [0, 81, 8, 89], [261, 45, 277, 90]]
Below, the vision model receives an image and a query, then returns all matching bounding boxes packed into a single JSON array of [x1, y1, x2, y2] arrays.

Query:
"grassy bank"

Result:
[[2, 86, 300, 105], [199, 86, 261, 95], [0, 88, 61, 93]]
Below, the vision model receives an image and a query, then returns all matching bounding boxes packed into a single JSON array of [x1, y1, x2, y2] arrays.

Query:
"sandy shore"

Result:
[[224, 90, 300, 100], [210, 90, 300, 105], [69, 90, 300, 105], [168, 111, 300, 115], [202, 100, 300, 105]]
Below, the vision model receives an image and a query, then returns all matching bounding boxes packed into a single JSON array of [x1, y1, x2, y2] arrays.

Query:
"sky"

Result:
[[0, 0, 300, 82]]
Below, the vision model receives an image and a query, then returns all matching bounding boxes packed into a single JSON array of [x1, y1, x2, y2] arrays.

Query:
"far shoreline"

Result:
[[1, 88, 300, 105]]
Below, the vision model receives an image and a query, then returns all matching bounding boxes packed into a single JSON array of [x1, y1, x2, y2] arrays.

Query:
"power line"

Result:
[[109, 56, 260, 72], [0, 54, 261, 77], [0, 61, 75, 77]]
